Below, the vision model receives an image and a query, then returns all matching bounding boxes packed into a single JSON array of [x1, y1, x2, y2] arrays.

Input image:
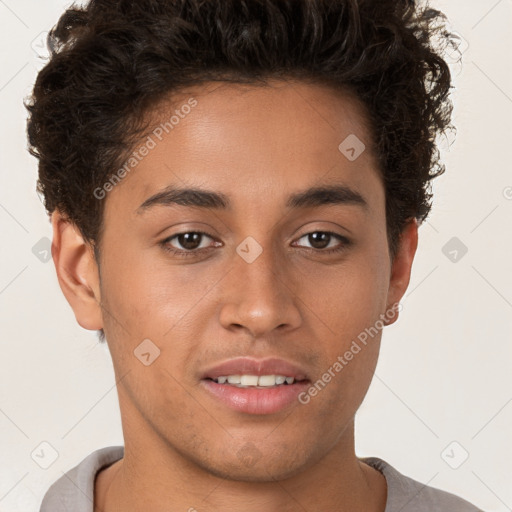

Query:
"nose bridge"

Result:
[[240, 236, 284, 294]]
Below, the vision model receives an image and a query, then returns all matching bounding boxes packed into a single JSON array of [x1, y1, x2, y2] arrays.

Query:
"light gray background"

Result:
[[0, 1, 511, 511]]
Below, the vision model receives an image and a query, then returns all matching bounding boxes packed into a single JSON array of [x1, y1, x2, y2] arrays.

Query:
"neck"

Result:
[[94, 420, 387, 512]]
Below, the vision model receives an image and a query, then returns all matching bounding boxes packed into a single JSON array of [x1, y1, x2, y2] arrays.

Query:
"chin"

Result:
[[190, 442, 315, 483], [204, 459, 307, 483]]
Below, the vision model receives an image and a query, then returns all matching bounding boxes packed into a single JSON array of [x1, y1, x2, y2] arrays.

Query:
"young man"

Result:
[[26, 0, 482, 510]]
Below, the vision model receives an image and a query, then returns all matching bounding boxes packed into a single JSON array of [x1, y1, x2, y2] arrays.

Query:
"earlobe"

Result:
[[50, 210, 104, 331], [384, 218, 418, 326]]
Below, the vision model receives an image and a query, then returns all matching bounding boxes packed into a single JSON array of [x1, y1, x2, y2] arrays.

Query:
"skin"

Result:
[[51, 79, 418, 512]]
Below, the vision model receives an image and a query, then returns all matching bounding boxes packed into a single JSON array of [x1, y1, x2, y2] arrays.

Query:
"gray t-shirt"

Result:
[[39, 445, 483, 511]]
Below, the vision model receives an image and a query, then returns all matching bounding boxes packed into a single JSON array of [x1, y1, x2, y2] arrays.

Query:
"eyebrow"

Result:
[[136, 184, 369, 213]]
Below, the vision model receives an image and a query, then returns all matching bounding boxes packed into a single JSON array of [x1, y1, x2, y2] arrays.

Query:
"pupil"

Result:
[[179, 232, 201, 250], [309, 232, 330, 249]]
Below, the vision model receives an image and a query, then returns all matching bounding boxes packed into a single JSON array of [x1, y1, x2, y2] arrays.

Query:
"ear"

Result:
[[50, 210, 103, 331], [384, 218, 418, 326]]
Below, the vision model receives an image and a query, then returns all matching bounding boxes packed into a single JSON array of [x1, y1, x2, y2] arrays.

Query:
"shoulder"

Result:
[[361, 456, 484, 512], [39, 445, 124, 512]]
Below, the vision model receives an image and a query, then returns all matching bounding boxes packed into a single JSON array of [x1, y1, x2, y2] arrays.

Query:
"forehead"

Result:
[[104, 79, 383, 216]]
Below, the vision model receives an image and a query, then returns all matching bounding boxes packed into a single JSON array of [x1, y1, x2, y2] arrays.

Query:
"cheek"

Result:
[[303, 243, 388, 403], [311, 251, 389, 342], [98, 246, 211, 381], [99, 243, 181, 333]]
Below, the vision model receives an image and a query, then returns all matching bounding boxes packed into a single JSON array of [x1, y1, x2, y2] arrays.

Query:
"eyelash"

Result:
[[159, 230, 351, 258]]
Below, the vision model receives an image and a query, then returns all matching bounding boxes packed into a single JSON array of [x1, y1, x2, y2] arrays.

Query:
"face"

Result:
[[53, 79, 417, 482]]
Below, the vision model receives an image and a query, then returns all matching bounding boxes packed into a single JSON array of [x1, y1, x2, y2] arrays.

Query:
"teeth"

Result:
[[240, 375, 259, 386], [214, 374, 296, 387], [257, 375, 278, 386]]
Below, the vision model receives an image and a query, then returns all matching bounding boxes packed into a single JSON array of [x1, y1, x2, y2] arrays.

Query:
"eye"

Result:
[[292, 231, 351, 254], [160, 231, 219, 257], [159, 230, 351, 258]]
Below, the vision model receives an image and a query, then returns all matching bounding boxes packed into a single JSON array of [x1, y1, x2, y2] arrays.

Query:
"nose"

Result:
[[218, 241, 302, 338]]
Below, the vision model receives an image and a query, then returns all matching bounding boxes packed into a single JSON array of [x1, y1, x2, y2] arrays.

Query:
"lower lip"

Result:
[[200, 379, 311, 415]]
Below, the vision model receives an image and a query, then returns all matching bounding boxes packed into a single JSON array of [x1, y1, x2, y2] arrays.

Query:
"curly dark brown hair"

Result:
[[25, 0, 455, 263]]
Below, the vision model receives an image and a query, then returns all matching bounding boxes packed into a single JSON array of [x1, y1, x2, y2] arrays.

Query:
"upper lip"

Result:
[[201, 357, 310, 381]]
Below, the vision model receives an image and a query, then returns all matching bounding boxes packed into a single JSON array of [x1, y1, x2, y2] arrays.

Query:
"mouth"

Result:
[[199, 357, 311, 414], [200, 377, 311, 415]]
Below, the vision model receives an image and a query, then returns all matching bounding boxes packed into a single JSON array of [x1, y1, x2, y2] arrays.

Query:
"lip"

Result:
[[200, 356, 310, 381], [199, 357, 311, 415], [200, 379, 311, 415]]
